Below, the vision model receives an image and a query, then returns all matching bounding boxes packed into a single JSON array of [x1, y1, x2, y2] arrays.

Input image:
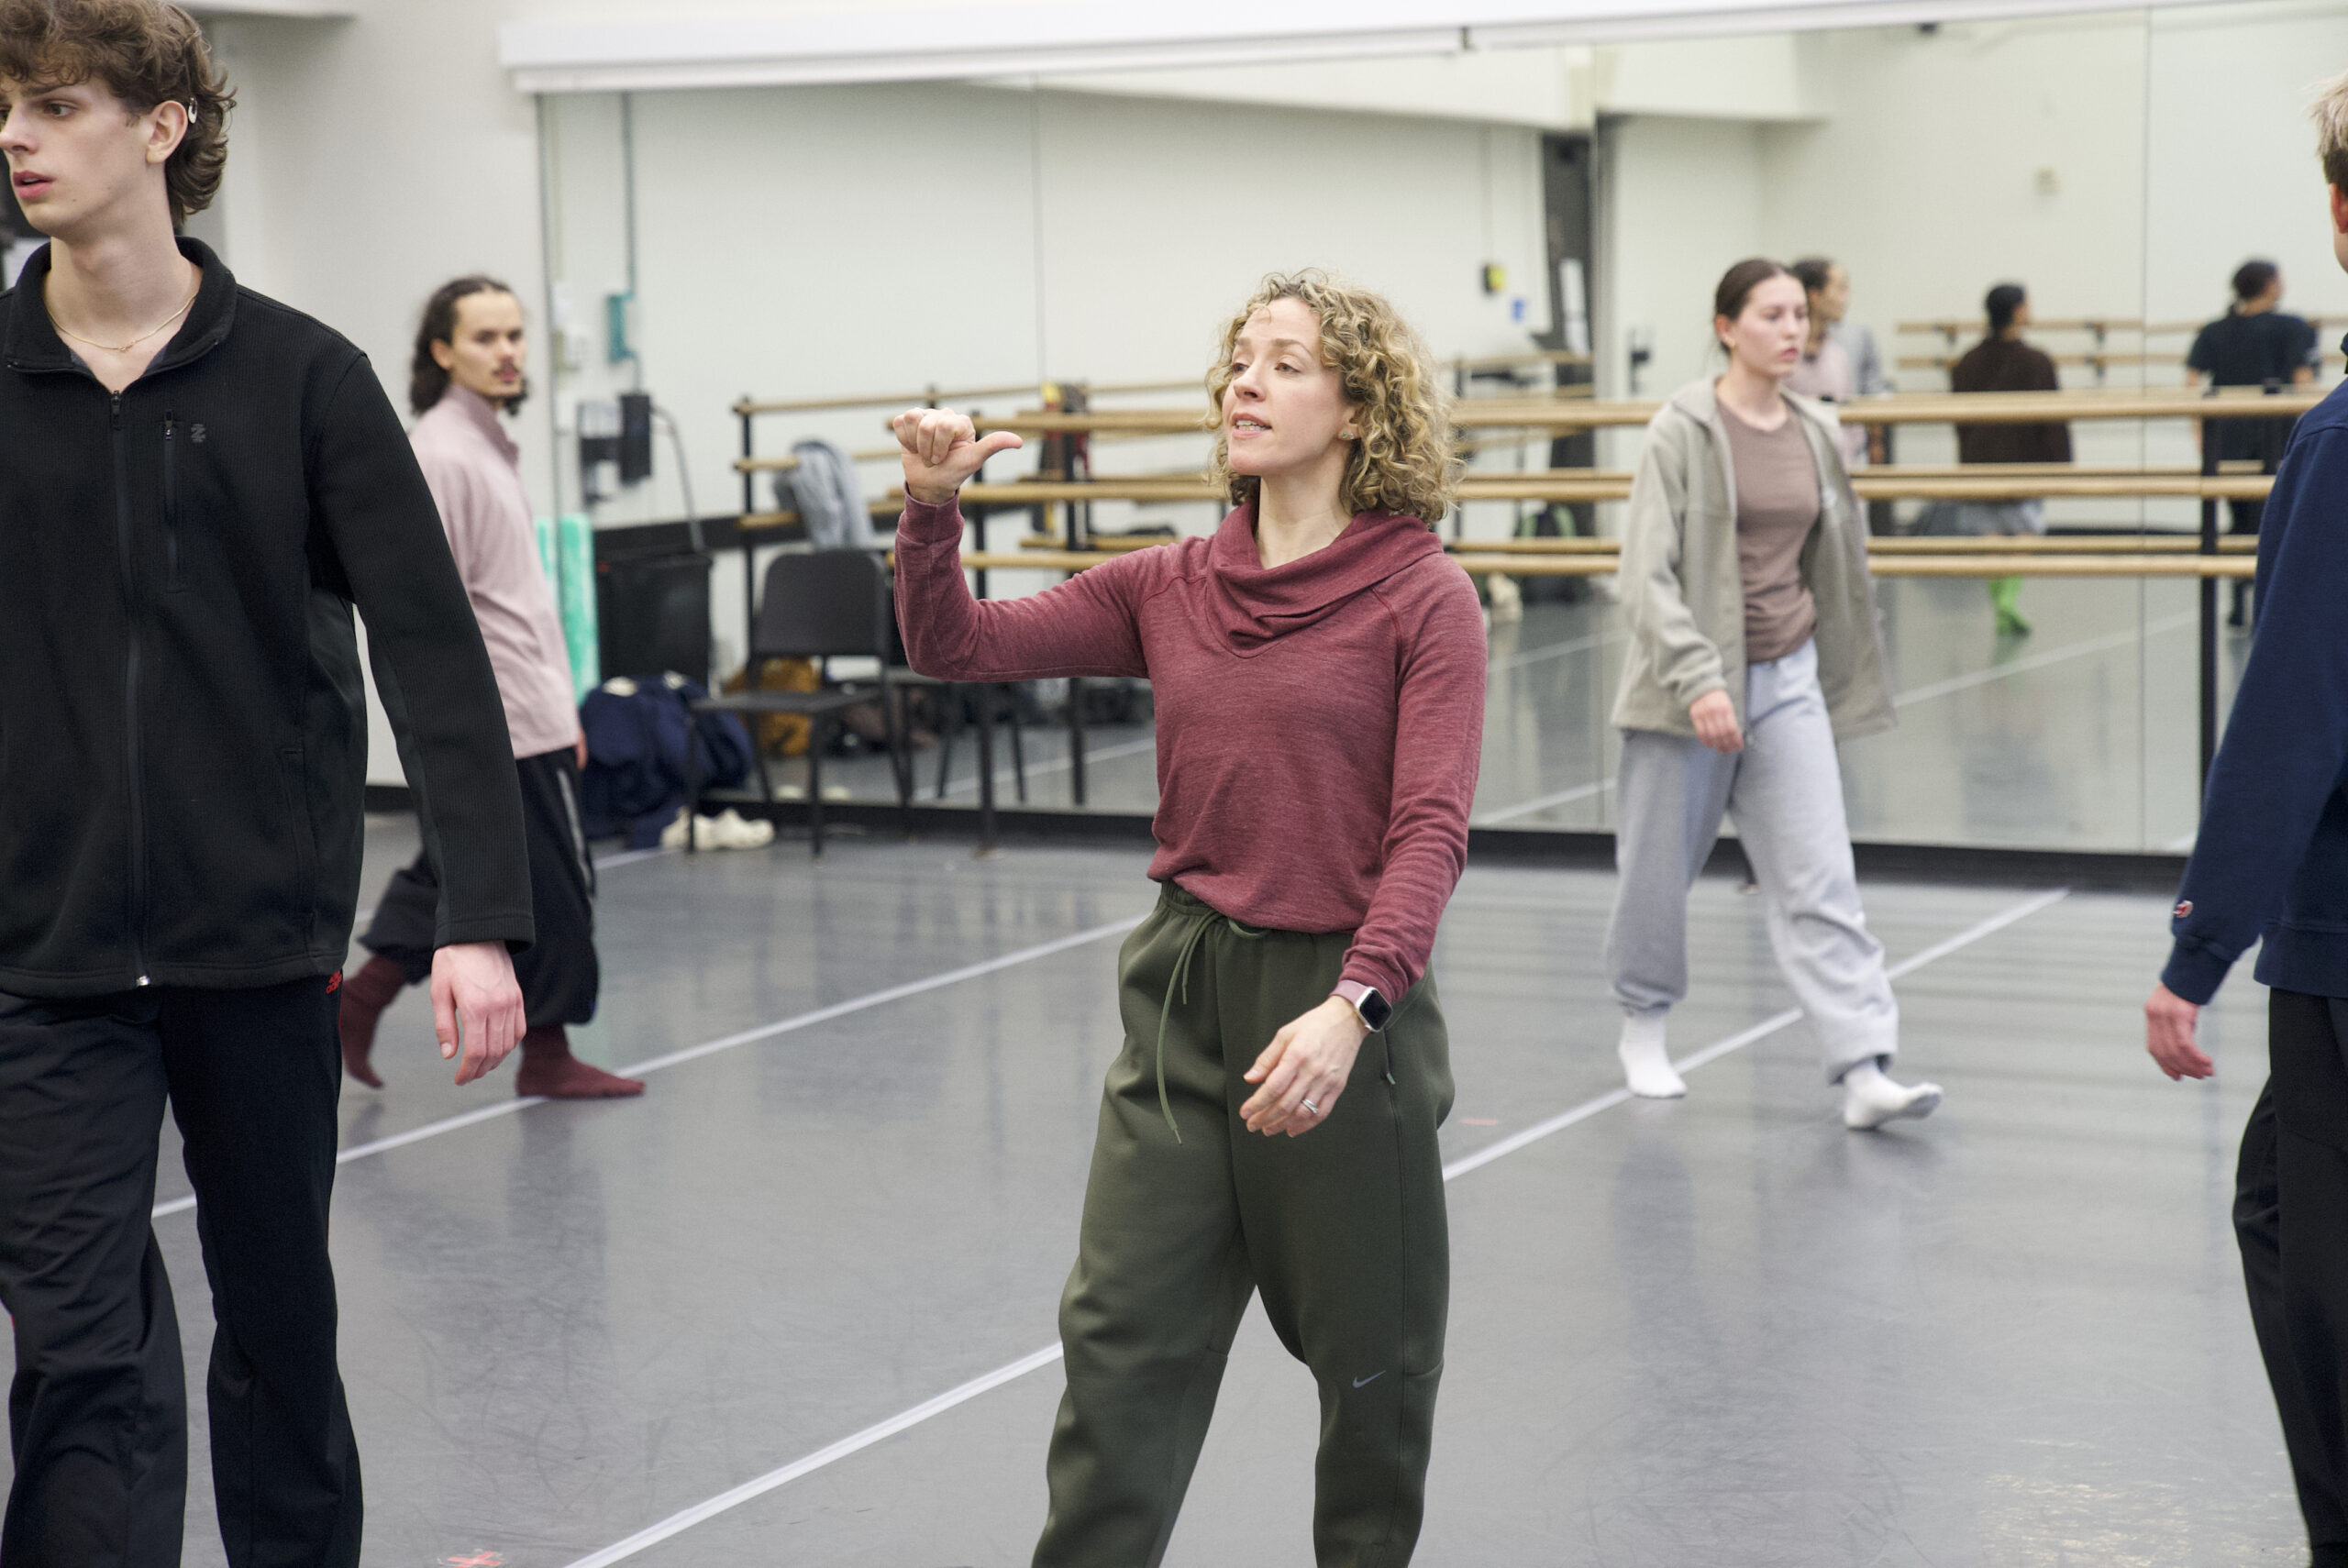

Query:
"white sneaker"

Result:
[[1842, 1061, 1942, 1130], [1618, 1014, 1686, 1099], [705, 809, 775, 850], [659, 807, 776, 851]]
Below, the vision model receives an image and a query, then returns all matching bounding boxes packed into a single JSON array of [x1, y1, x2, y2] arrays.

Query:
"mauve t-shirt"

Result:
[[1720, 401, 1821, 664]]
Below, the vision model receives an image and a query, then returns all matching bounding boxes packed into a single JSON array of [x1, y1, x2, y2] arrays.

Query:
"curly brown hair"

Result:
[[0, 0, 234, 229], [1206, 271, 1458, 528]]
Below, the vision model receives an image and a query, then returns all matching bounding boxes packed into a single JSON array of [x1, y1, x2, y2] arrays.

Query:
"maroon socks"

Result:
[[515, 1027, 647, 1099], [336, 955, 410, 1088], [342, 972, 641, 1099]]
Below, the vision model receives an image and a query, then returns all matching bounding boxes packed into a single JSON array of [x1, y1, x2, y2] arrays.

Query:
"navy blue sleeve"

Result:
[[2187, 323, 2216, 374], [2162, 424, 2348, 1003], [2292, 316, 2321, 373]]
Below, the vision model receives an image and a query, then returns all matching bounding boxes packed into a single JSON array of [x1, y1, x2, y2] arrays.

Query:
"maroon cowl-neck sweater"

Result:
[[894, 495, 1487, 1001]]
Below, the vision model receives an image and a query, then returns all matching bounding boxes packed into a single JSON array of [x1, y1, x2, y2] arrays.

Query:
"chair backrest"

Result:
[[750, 548, 892, 662]]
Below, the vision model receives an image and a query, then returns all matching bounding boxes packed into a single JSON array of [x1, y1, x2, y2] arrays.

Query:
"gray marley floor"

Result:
[[0, 825, 2301, 1566]]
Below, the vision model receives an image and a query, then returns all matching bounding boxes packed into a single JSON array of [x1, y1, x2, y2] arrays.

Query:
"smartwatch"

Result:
[[1335, 980, 1392, 1032]]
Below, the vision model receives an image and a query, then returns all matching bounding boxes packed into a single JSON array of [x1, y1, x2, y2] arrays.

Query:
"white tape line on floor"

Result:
[[150, 914, 1145, 1223], [560, 884, 2072, 1565]]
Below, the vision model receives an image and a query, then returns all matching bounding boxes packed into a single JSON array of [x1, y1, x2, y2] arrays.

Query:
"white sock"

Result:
[[1841, 1059, 1942, 1130], [1618, 1014, 1686, 1099]]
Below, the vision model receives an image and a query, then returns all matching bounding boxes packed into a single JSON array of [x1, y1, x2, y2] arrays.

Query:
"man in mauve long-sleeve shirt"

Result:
[[2144, 71, 2348, 1568], [340, 278, 643, 1100], [894, 274, 1482, 1567]]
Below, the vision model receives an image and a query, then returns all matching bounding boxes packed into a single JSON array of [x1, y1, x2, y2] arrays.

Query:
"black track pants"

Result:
[[2237, 989, 2348, 1562], [0, 977, 360, 1567], [1033, 882, 1454, 1568], [362, 746, 598, 1026]]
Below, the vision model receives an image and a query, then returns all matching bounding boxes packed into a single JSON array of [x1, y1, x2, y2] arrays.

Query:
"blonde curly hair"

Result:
[[1206, 271, 1459, 528]]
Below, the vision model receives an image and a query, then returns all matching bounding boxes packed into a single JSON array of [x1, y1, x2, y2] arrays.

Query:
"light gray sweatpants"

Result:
[[1605, 639, 1899, 1081]]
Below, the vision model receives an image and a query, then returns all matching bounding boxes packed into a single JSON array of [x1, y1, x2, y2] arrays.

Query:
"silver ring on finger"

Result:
[[1301, 1099, 1320, 1116]]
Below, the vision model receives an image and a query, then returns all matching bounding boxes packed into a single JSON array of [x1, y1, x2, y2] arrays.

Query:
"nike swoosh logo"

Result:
[[1353, 1371, 1385, 1388]]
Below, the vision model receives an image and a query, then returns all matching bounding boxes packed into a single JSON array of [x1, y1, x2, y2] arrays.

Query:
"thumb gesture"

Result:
[[894, 407, 1022, 505]]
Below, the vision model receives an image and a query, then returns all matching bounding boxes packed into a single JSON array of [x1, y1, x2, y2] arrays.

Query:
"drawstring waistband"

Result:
[[1154, 899, 1270, 1143]]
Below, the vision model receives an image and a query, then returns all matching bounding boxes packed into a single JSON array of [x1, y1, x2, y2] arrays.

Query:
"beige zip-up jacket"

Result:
[[1611, 379, 1895, 742]]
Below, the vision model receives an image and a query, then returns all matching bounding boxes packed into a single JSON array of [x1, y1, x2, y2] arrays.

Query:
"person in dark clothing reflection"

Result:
[[2188, 259, 2321, 626], [1945, 282, 2072, 637]]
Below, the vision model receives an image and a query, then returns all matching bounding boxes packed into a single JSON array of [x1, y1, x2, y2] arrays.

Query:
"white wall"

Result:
[[2145, 0, 2348, 327], [547, 80, 1555, 664], [1593, 5, 2348, 525], [197, 4, 549, 784]]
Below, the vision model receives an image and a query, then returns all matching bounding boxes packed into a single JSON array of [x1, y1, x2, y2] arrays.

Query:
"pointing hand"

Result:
[[892, 407, 1024, 506]]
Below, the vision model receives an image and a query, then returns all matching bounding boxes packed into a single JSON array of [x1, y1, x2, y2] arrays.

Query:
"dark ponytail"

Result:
[[411, 275, 521, 416], [2231, 259, 2279, 310]]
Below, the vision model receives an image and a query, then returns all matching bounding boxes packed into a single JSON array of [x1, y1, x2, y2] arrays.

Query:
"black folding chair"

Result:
[[690, 549, 912, 856]]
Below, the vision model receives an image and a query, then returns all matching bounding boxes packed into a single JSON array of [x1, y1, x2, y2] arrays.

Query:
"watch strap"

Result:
[[1334, 980, 1390, 1032]]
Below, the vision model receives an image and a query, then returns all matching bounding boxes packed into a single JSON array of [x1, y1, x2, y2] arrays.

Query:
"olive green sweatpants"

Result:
[[1033, 882, 1455, 1568]]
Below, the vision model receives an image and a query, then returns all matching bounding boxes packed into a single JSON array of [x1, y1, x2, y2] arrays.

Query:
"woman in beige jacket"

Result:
[[1605, 259, 1939, 1131]]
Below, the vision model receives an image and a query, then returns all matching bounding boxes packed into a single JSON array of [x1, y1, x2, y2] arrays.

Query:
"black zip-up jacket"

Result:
[[0, 238, 533, 998]]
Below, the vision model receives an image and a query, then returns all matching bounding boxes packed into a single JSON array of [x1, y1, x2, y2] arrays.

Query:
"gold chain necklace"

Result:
[[47, 277, 200, 357]]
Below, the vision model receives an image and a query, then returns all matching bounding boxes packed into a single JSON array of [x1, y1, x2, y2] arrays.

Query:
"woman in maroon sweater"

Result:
[[893, 271, 1484, 1566]]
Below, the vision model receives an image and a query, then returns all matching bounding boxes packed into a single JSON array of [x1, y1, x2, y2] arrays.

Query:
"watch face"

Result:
[[1359, 988, 1394, 1032]]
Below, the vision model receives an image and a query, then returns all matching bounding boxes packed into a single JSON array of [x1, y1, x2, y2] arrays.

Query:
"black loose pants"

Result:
[[0, 977, 360, 1567], [362, 747, 598, 1025], [2237, 989, 2348, 1567]]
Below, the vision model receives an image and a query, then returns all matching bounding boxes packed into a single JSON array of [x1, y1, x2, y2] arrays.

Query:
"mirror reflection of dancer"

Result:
[[892, 271, 1484, 1566], [337, 278, 643, 1099], [1607, 259, 1942, 1130], [2187, 259, 2320, 629], [0, 2, 531, 1559], [2146, 71, 2348, 1568], [1947, 283, 2070, 638]]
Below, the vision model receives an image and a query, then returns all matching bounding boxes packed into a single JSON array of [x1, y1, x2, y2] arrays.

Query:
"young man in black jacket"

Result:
[[2146, 68, 2348, 1568], [0, 3, 532, 1562]]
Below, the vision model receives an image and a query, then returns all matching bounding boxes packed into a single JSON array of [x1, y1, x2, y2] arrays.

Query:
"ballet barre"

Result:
[[954, 470, 2275, 508], [735, 447, 906, 474], [969, 385, 2328, 436], [1436, 536, 2257, 556], [1898, 315, 2345, 341], [960, 549, 2254, 580], [1007, 533, 2258, 558]]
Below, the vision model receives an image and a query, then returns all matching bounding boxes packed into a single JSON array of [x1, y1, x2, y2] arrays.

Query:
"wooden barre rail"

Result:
[[957, 471, 2276, 506], [965, 549, 2255, 580], [1017, 535, 2256, 557], [1013, 533, 2259, 558], [1899, 350, 2344, 371], [736, 447, 908, 474], [737, 496, 906, 534], [733, 351, 1600, 422], [737, 382, 1048, 418], [1898, 315, 2346, 337], [970, 386, 2326, 436]]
